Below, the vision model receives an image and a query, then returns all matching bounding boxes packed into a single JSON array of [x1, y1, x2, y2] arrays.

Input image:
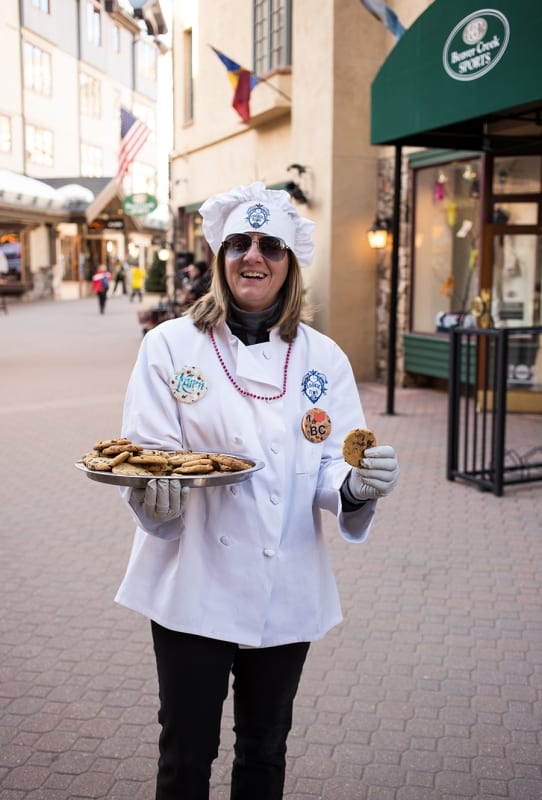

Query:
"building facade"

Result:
[[0, 0, 170, 301], [169, 0, 429, 383], [169, 0, 541, 402]]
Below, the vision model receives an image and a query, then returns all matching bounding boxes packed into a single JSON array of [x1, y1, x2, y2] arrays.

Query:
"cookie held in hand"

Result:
[[342, 428, 377, 467]]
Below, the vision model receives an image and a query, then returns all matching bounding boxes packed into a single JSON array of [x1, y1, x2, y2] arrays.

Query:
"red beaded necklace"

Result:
[[209, 327, 293, 401]]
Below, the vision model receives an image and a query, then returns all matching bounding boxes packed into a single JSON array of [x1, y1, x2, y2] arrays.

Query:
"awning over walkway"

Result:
[[371, 0, 542, 150]]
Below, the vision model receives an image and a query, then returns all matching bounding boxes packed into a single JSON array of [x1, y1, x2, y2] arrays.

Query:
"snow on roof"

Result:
[[56, 183, 96, 206], [0, 169, 65, 208]]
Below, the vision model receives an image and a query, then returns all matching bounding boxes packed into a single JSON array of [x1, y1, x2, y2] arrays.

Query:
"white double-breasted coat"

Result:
[[115, 316, 376, 647]]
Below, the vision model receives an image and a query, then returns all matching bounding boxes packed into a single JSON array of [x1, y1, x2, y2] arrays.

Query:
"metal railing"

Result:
[[447, 326, 542, 496]]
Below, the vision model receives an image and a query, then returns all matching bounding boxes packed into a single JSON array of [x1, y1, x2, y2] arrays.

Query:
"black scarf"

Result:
[[227, 300, 281, 345]]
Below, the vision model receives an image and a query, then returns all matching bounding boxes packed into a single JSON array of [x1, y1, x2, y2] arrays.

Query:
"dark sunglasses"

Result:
[[222, 233, 289, 262]]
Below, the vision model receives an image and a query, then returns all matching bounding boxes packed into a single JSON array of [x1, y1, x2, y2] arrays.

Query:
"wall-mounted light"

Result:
[[367, 217, 391, 249], [286, 164, 310, 204], [286, 181, 309, 204], [158, 242, 170, 261]]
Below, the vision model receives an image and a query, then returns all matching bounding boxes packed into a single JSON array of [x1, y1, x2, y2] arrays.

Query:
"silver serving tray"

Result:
[[75, 454, 264, 489]]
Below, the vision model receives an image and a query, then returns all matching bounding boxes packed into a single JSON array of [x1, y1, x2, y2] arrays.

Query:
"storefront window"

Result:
[[0, 233, 22, 280], [412, 159, 481, 333], [494, 203, 538, 225], [493, 156, 541, 194]]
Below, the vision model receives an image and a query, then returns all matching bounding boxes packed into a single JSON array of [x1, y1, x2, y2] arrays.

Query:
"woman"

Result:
[[91, 263, 111, 314], [116, 182, 399, 800]]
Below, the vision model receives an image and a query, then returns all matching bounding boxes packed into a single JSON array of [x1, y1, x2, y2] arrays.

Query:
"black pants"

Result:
[[97, 290, 107, 313], [151, 622, 309, 800], [114, 277, 126, 294]]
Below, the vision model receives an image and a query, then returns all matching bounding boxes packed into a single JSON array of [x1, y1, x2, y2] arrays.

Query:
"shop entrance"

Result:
[[370, 0, 542, 413]]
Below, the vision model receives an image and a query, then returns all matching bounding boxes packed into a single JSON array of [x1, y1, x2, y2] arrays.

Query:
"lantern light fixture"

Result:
[[158, 242, 170, 261], [367, 216, 391, 249]]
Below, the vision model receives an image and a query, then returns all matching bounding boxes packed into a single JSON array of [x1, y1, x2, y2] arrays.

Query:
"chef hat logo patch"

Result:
[[245, 203, 270, 229]]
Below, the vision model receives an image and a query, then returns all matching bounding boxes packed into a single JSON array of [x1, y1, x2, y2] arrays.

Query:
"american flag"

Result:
[[116, 107, 150, 182]]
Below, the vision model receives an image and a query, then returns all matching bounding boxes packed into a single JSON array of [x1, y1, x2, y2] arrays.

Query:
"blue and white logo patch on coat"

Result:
[[301, 369, 328, 403]]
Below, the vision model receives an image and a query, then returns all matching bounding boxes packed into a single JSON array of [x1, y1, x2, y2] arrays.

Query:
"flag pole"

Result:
[[207, 44, 292, 103], [253, 74, 291, 103]]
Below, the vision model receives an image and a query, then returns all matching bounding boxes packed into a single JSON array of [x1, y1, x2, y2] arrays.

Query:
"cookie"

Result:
[[173, 463, 214, 474], [112, 462, 153, 476], [210, 454, 252, 472], [108, 450, 132, 466], [86, 456, 114, 471], [342, 428, 377, 467], [168, 452, 209, 467], [128, 454, 169, 467], [101, 443, 143, 455], [93, 437, 132, 451]]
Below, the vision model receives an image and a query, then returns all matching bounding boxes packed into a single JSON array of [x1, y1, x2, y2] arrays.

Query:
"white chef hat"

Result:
[[199, 181, 315, 267]]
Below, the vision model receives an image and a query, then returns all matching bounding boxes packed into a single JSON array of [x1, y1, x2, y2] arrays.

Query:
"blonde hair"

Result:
[[189, 247, 312, 342]]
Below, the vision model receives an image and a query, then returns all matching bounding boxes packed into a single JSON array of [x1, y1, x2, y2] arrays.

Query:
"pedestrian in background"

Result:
[[112, 259, 127, 295], [116, 182, 399, 800], [91, 264, 111, 314], [178, 259, 210, 308], [130, 264, 145, 302]]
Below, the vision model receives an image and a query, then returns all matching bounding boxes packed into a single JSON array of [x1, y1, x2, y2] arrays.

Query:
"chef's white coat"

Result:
[[115, 316, 376, 647]]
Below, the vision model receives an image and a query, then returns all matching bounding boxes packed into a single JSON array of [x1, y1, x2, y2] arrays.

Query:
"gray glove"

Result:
[[133, 478, 190, 522], [347, 445, 399, 500]]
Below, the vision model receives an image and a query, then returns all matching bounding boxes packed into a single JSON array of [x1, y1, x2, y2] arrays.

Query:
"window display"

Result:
[[412, 159, 481, 333]]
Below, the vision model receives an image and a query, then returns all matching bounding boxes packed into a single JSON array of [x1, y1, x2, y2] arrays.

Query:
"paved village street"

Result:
[[1, 295, 541, 799]]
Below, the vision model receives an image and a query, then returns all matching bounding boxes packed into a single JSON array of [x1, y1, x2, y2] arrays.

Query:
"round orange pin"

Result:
[[301, 408, 332, 443]]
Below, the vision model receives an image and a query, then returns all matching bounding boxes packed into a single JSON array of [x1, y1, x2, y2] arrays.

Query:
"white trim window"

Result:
[[87, 1, 102, 47], [253, 0, 292, 75], [26, 124, 54, 166], [23, 40, 52, 96], [80, 72, 101, 117]]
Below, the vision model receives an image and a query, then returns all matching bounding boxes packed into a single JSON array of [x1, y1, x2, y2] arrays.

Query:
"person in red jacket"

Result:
[[91, 264, 111, 314]]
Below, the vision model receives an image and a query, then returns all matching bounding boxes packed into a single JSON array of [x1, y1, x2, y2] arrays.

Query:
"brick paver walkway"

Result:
[[1, 296, 541, 799]]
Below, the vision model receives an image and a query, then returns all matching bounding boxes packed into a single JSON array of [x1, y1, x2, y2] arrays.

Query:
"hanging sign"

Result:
[[443, 10, 510, 82], [122, 193, 158, 216]]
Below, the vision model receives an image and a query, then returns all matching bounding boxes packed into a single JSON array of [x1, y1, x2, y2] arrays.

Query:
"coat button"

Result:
[[263, 548, 275, 557], [262, 350, 271, 360], [270, 443, 279, 454], [270, 494, 280, 505], [220, 536, 231, 546]]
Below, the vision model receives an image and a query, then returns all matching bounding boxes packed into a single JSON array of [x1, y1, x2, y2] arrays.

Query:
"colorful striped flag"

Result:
[[359, 0, 405, 40], [211, 47, 259, 123], [116, 107, 150, 183]]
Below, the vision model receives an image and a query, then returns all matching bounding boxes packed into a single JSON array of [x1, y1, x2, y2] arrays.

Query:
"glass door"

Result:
[[491, 232, 541, 328], [489, 230, 541, 387]]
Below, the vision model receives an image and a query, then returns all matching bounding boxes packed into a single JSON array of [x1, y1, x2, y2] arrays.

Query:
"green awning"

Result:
[[371, 0, 542, 150]]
